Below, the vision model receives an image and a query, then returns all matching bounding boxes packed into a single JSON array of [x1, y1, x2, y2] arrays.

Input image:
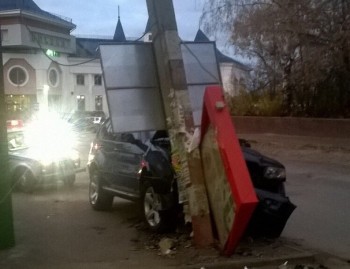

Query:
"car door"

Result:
[[113, 134, 145, 194], [95, 120, 124, 189], [97, 122, 145, 195]]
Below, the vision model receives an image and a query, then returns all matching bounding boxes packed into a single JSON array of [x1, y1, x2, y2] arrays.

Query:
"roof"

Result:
[[0, 0, 41, 12], [73, 38, 115, 58], [73, 15, 131, 57], [194, 29, 251, 71], [194, 29, 211, 42], [113, 18, 126, 42], [0, 0, 74, 27]]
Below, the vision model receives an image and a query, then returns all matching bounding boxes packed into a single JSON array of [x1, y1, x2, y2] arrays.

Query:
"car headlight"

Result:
[[264, 166, 286, 180], [69, 150, 79, 161], [37, 150, 79, 167], [40, 158, 55, 166]]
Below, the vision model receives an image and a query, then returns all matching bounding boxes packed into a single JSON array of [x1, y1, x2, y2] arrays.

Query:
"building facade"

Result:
[[0, 1, 249, 121], [0, 0, 77, 119]]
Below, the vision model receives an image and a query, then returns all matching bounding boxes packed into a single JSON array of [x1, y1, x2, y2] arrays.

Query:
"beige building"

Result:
[[0, 1, 249, 121], [0, 0, 110, 120], [0, 0, 77, 119]]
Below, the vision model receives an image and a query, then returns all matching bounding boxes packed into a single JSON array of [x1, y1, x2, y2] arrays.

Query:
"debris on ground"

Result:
[[278, 261, 289, 269], [159, 238, 177, 255]]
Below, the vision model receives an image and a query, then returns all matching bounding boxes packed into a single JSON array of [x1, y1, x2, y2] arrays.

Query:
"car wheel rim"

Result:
[[18, 170, 32, 189], [144, 186, 161, 227], [19, 174, 27, 188], [90, 173, 99, 204]]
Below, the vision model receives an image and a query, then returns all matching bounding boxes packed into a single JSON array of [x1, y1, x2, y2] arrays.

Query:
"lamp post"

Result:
[[0, 25, 15, 249], [146, 0, 214, 246]]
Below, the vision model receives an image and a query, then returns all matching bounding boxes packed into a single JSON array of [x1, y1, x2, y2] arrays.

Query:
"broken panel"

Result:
[[100, 43, 166, 133], [200, 86, 258, 255], [181, 42, 221, 126], [201, 125, 236, 247]]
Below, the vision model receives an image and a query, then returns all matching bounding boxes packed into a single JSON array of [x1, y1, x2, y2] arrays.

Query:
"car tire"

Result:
[[89, 169, 113, 211], [141, 182, 177, 233], [14, 167, 37, 193], [64, 174, 76, 187]]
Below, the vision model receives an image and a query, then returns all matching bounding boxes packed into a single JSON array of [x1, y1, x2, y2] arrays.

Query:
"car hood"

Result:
[[242, 146, 284, 168], [9, 148, 36, 160]]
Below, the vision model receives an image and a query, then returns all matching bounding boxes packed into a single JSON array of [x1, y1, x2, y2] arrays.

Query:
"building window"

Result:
[[1, 29, 9, 42], [8, 66, 28, 86], [95, 95, 103, 111], [31, 32, 69, 49], [77, 95, 85, 111], [76, 74, 85, 85], [94, 75, 102, 86], [48, 68, 59, 87]]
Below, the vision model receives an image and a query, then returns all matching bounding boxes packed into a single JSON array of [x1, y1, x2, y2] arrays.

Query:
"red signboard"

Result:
[[200, 86, 258, 256]]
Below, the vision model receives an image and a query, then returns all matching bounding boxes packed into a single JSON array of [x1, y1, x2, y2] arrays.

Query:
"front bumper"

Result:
[[245, 188, 296, 238]]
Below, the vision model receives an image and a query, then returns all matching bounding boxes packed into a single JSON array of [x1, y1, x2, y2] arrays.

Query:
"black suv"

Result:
[[87, 118, 295, 235]]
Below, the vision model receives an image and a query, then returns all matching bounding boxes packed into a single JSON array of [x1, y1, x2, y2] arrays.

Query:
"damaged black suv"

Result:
[[87, 118, 295, 235]]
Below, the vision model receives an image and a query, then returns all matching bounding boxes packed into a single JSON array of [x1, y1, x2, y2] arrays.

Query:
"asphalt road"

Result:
[[242, 134, 350, 261], [1, 131, 349, 268], [0, 174, 177, 269], [37, 131, 350, 261], [283, 158, 350, 260], [0, 130, 178, 268], [0, 131, 209, 269]]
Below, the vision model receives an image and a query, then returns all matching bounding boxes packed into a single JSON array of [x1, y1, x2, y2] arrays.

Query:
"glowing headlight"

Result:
[[40, 158, 55, 166], [264, 166, 286, 179], [69, 150, 79, 161], [23, 111, 79, 167]]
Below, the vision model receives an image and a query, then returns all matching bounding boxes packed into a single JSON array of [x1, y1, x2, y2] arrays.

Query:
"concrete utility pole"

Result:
[[0, 28, 15, 249], [146, 0, 213, 246]]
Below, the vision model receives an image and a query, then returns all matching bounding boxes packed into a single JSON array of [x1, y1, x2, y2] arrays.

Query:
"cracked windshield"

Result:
[[0, 1, 349, 269]]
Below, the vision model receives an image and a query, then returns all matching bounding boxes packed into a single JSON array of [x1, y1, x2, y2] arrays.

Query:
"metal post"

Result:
[[0, 26, 15, 249], [146, 0, 214, 246]]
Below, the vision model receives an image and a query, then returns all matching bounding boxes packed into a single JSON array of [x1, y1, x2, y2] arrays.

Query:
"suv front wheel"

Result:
[[89, 169, 114, 211]]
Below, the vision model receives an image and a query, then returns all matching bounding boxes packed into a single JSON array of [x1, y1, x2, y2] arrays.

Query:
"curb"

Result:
[[181, 251, 315, 269]]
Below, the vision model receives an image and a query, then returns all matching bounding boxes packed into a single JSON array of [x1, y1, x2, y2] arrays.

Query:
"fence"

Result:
[[232, 116, 350, 138]]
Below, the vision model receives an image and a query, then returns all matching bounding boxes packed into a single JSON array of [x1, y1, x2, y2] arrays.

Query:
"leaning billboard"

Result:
[[99, 43, 166, 133]]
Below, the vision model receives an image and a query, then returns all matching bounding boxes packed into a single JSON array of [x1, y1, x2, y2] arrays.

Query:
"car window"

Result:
[[99, 120, 121, 141], [7, 130, 28, 150]]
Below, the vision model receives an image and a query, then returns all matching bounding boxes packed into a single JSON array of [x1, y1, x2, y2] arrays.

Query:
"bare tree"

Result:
[[201, 0, 350, 117]]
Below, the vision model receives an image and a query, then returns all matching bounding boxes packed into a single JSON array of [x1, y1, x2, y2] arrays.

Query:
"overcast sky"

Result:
[[34, 0, 205, 41]]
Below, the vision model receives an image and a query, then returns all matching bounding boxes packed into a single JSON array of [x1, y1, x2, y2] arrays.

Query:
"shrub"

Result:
[[227, 90, 283, 116]]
